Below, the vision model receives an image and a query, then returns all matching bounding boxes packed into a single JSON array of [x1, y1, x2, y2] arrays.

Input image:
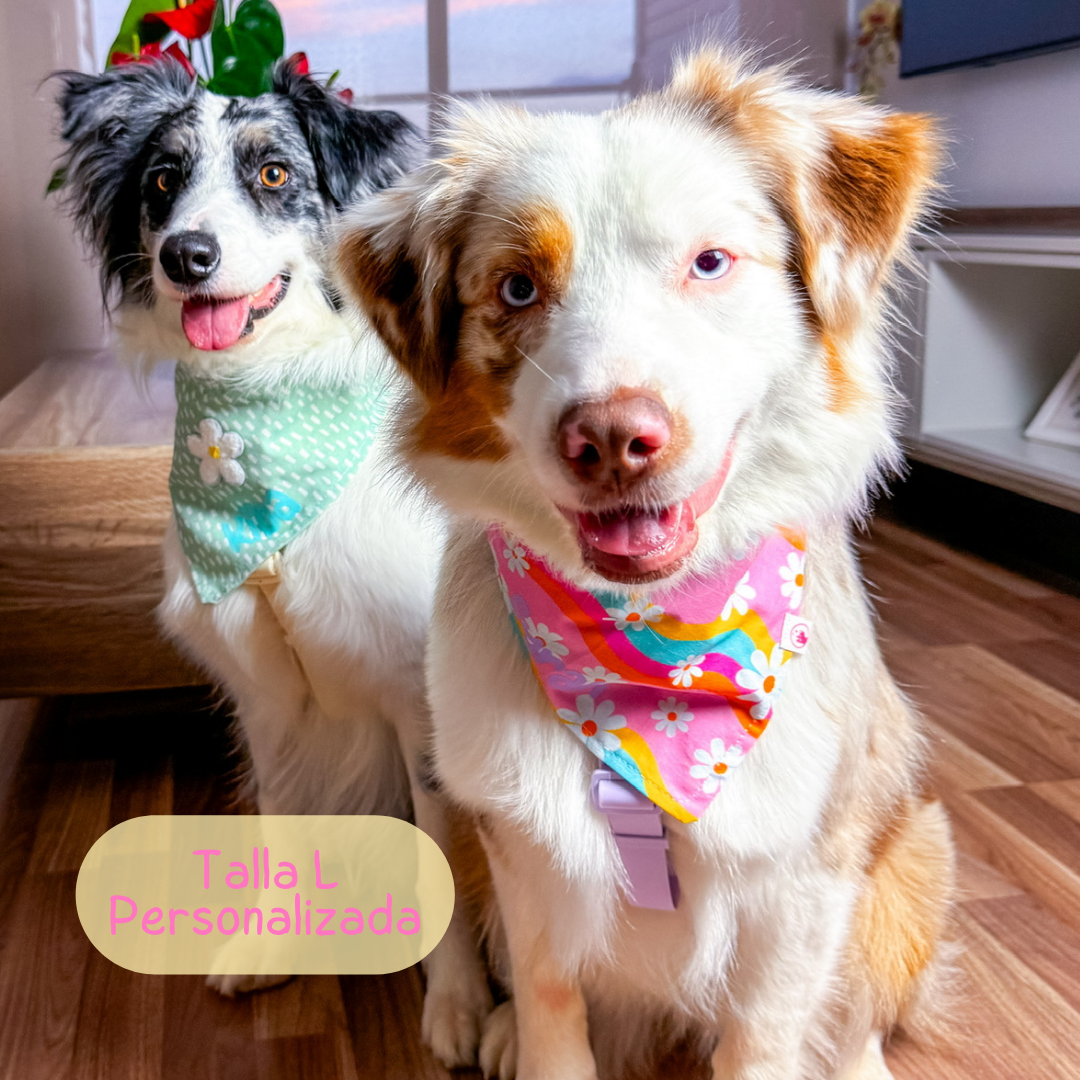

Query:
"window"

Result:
[[92, 0, 640, 134], [281, 0, 638, 132], [447, 0, 636, 95]]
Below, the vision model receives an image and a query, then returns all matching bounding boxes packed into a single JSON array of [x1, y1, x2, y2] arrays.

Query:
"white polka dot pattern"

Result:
[[169, 364, 391, 604]]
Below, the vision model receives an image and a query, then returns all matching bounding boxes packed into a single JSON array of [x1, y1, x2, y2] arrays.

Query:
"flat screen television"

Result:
[[900, 0, 1080, 77]]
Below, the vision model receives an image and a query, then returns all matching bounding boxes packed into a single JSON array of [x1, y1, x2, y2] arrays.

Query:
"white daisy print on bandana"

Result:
[[556, 696, 625, 756], [652, 697, 694, 738], [778, 552, 806, 609], [503, 541, 530, 577], [605, 597, 664, 632], [524, 618, 570, 658], [187, 418, 245, 486], [689, 738, 745, 794], [735, 646, 787, 721], [582, 666, 622, 683], [669, 654, 706, 688], [721, 571, 757, 621]]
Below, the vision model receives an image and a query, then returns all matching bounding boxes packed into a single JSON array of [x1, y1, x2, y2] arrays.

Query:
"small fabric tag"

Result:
[[780, 612, 812, 653]]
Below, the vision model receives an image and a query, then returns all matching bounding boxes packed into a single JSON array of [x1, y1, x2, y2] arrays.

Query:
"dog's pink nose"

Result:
[[558, 390, 672, 489]]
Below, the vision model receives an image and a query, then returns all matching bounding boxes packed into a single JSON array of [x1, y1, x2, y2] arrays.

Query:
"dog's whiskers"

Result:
[[460, 208, 527, 232], [107, 252, 155, 272], [515, 346, 556, 385]]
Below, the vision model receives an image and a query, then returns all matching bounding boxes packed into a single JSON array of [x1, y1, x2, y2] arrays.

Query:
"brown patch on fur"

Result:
[[462, 200, 574, 388], [852, 796, 955, 1029], [663, 51, 940, 413], [516, 202, 574, 300], [822, 333, 862, 412], [338, 209, 511, 461], [338, 200, 576, 462], [824, 113, 938, 277], [403, 200, 574, 459], [336, 227, 460, 401], [412, 358, 511, 461], [794, 113, 937, 412]]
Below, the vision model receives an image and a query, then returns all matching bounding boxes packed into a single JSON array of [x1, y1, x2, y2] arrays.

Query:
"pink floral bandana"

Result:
[[489, 528, 811, 823]]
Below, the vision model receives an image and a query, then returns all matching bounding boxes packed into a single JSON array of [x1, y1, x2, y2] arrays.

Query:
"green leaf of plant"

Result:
[[231, 0, 284, 61], [45, 167, 67, 196], [208, 32, 274, 95], [207, 0, 284, 97], [106, 0, 176, 63], [136, 16, 171, 47]]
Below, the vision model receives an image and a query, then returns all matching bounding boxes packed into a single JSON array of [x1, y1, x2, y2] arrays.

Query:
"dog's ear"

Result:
[[275, 64, 417, 209], [335, 168, 463, 400], [55, 60, 197, 263], [666, 50, 940, 406]]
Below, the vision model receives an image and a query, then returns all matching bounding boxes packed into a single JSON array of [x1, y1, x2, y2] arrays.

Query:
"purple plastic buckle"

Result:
[[590, 768, 679, 910]]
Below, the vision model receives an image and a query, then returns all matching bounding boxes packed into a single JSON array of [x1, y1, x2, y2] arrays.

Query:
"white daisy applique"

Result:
[[689, 738, 745, 794], [556, 695, 625, 756], [524, 618, 570, 658], [669, 654, 706, 688], [503, 541, 530, 577], [652, 697, 694, 738], [187, 418, 245, 486], [721, 571, 757, 621], [582, 666, 622, 684], [778, 552, 806, 609], [605, 597, 664, 632], [734, 646, 787, 720]]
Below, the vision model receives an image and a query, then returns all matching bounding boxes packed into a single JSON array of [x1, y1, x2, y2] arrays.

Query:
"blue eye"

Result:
[[500, 273, 538, 307], [690, 250, 733, 280]]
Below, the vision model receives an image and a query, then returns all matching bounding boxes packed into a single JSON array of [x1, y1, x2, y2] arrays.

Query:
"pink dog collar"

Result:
[[591, 767, 679, 910]]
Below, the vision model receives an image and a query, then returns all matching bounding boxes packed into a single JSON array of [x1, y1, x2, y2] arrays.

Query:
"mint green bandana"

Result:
[[169, 364, 392, 604]]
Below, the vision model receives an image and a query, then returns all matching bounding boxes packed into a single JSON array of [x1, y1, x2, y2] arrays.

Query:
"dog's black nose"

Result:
[[159, 231, 221, 286]]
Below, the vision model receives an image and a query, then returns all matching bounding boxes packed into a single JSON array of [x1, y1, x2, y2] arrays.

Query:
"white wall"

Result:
[[644, 0, 1080, 209], [879, 46, 1080, 209], [638, 0, 847, 90], [0, 0, 107, 398]]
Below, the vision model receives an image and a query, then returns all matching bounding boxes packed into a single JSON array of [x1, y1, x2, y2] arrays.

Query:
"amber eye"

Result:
[[155, 170, 171, 193], [259, 163, 289, 188]]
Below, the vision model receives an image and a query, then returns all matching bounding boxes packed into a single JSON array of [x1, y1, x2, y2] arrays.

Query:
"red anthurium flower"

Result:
[[110, 41, 195, 78], [145, 0, 216, 41], [111, 42, 162, 65], [163, 42, 197, 77], [285, 52, 310, 76], [337, 88, 354, 105]]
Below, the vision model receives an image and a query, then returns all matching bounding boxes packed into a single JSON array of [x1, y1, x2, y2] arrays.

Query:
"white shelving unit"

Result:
[[902, 226, 1080, 514]]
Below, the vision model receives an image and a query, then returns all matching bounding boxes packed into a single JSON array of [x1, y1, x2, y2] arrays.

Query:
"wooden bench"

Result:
[[0, 353, 202, 695]]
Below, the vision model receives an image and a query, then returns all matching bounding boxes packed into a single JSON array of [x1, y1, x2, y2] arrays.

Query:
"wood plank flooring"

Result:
[[0, 518, 1079, 1078]]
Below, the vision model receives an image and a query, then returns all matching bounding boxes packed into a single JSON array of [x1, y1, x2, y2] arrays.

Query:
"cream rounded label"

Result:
[[76, 816, 455, 975]]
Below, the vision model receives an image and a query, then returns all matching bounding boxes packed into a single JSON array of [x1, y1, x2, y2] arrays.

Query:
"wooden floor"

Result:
[[1, 518, 1079, 1079]]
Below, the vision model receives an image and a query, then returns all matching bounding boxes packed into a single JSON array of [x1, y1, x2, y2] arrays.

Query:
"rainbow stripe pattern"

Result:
[[489, 527, 809, 823]]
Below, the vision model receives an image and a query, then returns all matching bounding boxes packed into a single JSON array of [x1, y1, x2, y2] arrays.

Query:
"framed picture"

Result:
[[1025, 350, 1080, 451]]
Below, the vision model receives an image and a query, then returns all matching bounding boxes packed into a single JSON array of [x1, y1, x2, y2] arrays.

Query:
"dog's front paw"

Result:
[[206, 970, 292, 997], [479, 1000, 517, 1080], [421, 968, 493, 1068]]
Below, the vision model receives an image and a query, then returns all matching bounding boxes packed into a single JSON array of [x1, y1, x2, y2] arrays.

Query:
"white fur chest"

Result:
[[430, 524, 846, 884]]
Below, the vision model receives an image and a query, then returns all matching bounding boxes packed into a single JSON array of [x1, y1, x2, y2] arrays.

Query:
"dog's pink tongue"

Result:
[[578, 505, 684, 557], [181, 296, 251, 351]]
